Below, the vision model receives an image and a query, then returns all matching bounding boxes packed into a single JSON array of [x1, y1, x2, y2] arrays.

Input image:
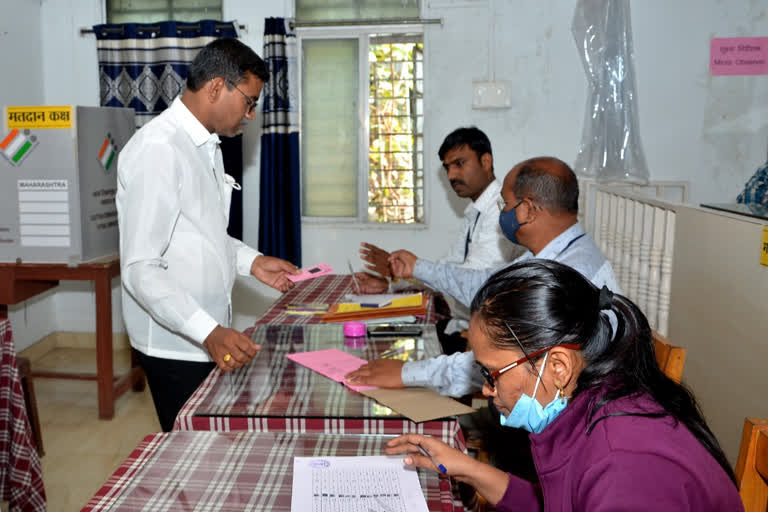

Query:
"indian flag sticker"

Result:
[[1, 129, 39, 167], [97, 133, 118, 172]]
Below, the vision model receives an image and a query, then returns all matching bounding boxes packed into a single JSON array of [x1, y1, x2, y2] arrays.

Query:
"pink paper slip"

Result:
[[286, 348, 377, 392], [710, 37, 768, 76]]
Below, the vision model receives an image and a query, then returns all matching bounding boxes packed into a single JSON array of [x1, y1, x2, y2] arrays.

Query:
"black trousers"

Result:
[[135, 350, 215, 432], [435, 317, 468, 355]]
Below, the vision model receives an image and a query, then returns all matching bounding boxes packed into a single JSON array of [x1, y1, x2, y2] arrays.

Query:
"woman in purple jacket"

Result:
[[386, 259, 743, 511]]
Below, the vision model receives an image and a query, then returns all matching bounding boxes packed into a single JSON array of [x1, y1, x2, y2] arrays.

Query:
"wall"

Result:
[[7, 0, 768, 349], [0, 0, 54, 348]]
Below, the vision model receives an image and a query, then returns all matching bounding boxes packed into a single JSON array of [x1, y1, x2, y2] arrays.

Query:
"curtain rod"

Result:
[[291, 18, 442, 29], [80, 23, 246, 36]]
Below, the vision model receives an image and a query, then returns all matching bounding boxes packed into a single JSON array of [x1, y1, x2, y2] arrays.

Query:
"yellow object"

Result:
[[223, 353, 232, 362], [6, 106, 73, 129], [336, 293, 423, 313], [761, 226, 768, 267]]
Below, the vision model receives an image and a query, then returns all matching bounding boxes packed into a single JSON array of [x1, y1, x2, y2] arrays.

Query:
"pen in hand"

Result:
[[418, 445, 447, 474]]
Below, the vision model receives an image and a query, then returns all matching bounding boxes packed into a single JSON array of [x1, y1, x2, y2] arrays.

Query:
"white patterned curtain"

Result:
[[92, 20, 239, 127]]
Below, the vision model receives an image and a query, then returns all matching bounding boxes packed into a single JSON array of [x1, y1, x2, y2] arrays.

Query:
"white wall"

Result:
[[0, 0, 55, 349], [6, 0, 768, 349]]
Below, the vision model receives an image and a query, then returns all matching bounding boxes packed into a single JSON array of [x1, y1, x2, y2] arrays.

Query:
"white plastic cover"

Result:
[[572, 0, 649, 183]]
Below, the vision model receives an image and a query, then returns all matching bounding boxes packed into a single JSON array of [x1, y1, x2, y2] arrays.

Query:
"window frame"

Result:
[[296, 24, 426, 227]]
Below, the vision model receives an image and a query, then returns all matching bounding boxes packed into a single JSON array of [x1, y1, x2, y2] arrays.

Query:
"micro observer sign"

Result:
[[6, 106, 73, 129]]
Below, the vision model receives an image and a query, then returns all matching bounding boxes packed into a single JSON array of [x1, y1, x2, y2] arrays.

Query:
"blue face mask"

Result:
[[498, 200, 527, 244], [499, 352, 568, 433]]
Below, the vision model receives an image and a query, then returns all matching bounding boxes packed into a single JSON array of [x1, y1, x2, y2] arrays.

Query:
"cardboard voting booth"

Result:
[[0, 105, 134, 263]]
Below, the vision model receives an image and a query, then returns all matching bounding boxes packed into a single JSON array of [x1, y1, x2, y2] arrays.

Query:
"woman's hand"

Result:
[[385, 433, 512, 505], [385, 434, 477, 481]]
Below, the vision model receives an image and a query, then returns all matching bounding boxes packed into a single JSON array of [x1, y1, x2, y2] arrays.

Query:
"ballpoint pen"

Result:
[[418, 445, 447, 474], [347, 259, 362, 294]]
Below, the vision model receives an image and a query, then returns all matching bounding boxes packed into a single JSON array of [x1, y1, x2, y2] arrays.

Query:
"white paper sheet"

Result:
[[291, 456, 429, 512]]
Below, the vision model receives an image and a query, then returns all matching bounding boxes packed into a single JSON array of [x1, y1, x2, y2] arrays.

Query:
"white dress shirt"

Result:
[[117, 97, 261, 362], [439, 178, 522, 269], [402, 223, 621, 396]]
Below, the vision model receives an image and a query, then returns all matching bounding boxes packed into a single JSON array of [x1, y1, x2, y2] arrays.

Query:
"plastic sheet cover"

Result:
[[572, 0, 649, 183]]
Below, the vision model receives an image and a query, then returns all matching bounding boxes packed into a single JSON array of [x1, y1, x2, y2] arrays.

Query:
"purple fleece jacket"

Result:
[[494, 386, 743, 511]]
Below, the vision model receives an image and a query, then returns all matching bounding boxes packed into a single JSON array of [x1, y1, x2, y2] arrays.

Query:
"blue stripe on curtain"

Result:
[[259, 18, 301, 266], [93, 20, 245, 240]]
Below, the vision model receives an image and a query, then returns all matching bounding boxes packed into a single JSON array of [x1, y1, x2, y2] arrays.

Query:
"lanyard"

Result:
[[554, 232, 586, 260], [464, 211, 482, 262]]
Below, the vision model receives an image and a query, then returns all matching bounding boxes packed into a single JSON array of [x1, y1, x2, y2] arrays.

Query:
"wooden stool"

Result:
[[16, 356, 44, 457]]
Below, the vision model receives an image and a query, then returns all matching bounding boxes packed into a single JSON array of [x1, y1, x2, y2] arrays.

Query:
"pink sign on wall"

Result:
[[710, 37, 768, 75]]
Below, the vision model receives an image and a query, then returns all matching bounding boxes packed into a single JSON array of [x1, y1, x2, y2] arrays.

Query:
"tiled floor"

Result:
[[30, 347, 159, 511]]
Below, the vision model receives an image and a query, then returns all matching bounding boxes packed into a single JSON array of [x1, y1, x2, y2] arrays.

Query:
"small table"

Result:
[[251, 274, 440, 327], [175, 324, 466, 451], [0, 255, 144, 419], [82, 431, 458, 511], [0, 318, 46, 511]]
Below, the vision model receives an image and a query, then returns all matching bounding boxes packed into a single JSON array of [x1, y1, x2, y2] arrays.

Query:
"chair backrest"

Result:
[[735, 418, 768, 512], [652, 331, 686, 383]]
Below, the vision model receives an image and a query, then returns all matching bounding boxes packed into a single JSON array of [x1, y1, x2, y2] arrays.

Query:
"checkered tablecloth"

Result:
[[249, 274, 439, 329], [82, 431, 458, 511], [0, 318, 46, 510], [175, 324, 466, 451]]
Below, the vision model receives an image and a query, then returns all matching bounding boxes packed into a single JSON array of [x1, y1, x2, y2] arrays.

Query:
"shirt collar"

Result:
[[534, 222, 585, 259], [170, 96, 220, 148], [464, 178, 501, 217]]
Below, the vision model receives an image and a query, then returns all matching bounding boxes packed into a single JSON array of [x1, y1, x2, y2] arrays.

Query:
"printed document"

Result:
[[291, 456, 429, 512]]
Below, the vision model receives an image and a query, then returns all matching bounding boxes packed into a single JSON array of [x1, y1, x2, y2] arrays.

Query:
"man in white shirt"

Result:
[[117, 39, 298, 431], [356, 127, 522, 352]]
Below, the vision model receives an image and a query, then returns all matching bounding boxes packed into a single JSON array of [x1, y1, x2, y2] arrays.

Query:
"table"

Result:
[[82, 431, 457, 511], [0, 318, 46, 511], [252, 274, 441, 327], [175, 324, 466, 451], [0, 255, 145, 419]]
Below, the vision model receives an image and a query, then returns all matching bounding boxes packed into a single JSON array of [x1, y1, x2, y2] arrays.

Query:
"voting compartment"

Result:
[[0, 105, 135, 263]]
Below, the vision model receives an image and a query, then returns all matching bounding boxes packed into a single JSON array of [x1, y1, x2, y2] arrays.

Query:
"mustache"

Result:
[[449, 179, 466, 188]]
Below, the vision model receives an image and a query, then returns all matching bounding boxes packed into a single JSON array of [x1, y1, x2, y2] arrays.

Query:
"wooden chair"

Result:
[[652, 331, 686, 383], [735, 418, 768, 512], [16, 356, 44, 456]]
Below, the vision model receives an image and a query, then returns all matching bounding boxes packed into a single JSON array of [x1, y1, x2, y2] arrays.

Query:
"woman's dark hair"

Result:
[[186, 38, 268, 92], [470, 259, 736, 484]]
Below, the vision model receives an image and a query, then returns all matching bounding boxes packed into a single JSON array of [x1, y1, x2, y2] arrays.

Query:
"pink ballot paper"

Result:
[[286, 349, 376, 392]]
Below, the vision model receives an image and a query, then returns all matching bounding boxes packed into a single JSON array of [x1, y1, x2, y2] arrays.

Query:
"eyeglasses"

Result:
[[227, 80, 259, 114], [497, 198, 522, 212], [476, 322, 581, 389]]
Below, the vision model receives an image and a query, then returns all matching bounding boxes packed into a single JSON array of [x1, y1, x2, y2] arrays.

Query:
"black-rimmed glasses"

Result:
[[227, 80, 259, 114]]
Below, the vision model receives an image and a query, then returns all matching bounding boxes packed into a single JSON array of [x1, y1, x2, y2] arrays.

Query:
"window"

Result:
[[299, 31, 424, 224], [106, 0, 222, 24], [297, 1, 424, 224]]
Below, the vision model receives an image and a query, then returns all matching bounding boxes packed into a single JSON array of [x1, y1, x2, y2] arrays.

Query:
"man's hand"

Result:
[[203, 325, 261, 371], [251, 255, 299, 292], [388, 250, 418, 279], [354, 272, 388, 294], [360, 242, 392, 277], [344, 359, 405, 388]]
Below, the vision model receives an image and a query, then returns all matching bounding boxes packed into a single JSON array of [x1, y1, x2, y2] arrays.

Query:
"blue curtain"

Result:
[[259, 17, 301, 266], [92, 20, 245, 240]]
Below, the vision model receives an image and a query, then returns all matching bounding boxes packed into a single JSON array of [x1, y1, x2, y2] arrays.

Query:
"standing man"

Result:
[[358, 127, 522, 351], [117, 39, 298, 432]]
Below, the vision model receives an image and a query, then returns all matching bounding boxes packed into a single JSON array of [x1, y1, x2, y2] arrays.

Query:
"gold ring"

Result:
[[223, 353, 232, 362]]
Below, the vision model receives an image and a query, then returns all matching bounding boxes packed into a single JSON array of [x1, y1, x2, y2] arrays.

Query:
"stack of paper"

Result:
[[319, 293, 426, 324], [336, 292, 422, 312]]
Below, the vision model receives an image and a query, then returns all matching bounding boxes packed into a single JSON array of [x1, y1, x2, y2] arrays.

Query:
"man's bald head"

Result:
[[508, 157, 579, 215]]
